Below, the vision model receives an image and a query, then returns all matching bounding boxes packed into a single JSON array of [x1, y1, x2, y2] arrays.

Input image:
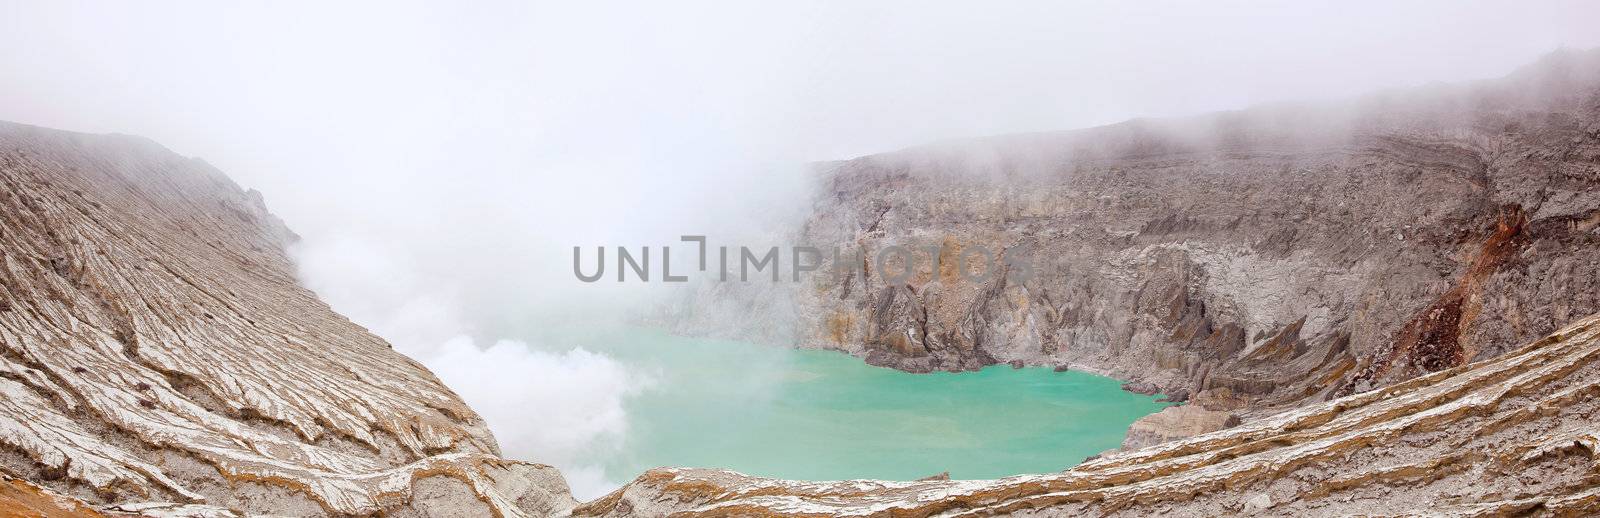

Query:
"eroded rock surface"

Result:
[[0, 122, 575, 516], [1, 477, 103, 517], [1119, 405, 1239, 450]]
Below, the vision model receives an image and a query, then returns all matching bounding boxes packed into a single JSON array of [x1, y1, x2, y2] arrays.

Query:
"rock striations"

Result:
[[0, 122, 574, 516]]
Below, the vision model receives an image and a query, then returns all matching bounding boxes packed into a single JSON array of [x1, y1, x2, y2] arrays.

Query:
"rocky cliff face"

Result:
[[775, 49, 1600, 417], [0, 122, 574, 516], [583, 51, 1600, 517]]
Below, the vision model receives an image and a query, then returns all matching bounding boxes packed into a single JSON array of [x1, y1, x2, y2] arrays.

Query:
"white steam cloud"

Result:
[[291, 236, 642, 500]]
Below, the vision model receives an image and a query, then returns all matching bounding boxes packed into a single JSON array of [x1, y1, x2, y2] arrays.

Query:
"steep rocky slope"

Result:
[[0, 122, 574, 516], [580, 312, 1600, 516], [771, 49, 1600, 418]]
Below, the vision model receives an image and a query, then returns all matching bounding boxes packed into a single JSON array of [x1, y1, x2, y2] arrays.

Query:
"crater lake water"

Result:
[[580, 329, 1172, 484]]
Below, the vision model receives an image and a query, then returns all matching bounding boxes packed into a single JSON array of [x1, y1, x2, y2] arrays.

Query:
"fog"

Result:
[[4, 0, 1599, 498]]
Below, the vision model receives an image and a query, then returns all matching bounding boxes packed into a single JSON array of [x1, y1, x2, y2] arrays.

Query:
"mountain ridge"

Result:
[[0, 120, 575, 516]]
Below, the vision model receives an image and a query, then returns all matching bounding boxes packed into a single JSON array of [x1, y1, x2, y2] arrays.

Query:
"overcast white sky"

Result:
[[5, 3, 1600, 240], [4, 2, 1599, 292], [5, 1, 1600, 497]]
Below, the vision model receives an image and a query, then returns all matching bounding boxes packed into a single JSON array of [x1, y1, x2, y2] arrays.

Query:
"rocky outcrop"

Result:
[[577, 312, 1600, 516], [1119, 405, 1239, 450], [771, 49, 1600, 418], [0, 122, 575, 516]]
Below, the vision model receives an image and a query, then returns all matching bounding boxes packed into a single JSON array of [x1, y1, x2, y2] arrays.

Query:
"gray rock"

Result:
[[1122, 381, 1161, 395], [1245, 493, 1275, 510]]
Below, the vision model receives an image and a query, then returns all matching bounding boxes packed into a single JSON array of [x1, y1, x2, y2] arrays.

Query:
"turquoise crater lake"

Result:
[[584, 329, 1172, 484]]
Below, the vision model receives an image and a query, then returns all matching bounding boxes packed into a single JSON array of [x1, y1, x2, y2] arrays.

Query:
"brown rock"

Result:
[[1121, 381, 1160, 395], [1120, 405, 1242, 450]]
